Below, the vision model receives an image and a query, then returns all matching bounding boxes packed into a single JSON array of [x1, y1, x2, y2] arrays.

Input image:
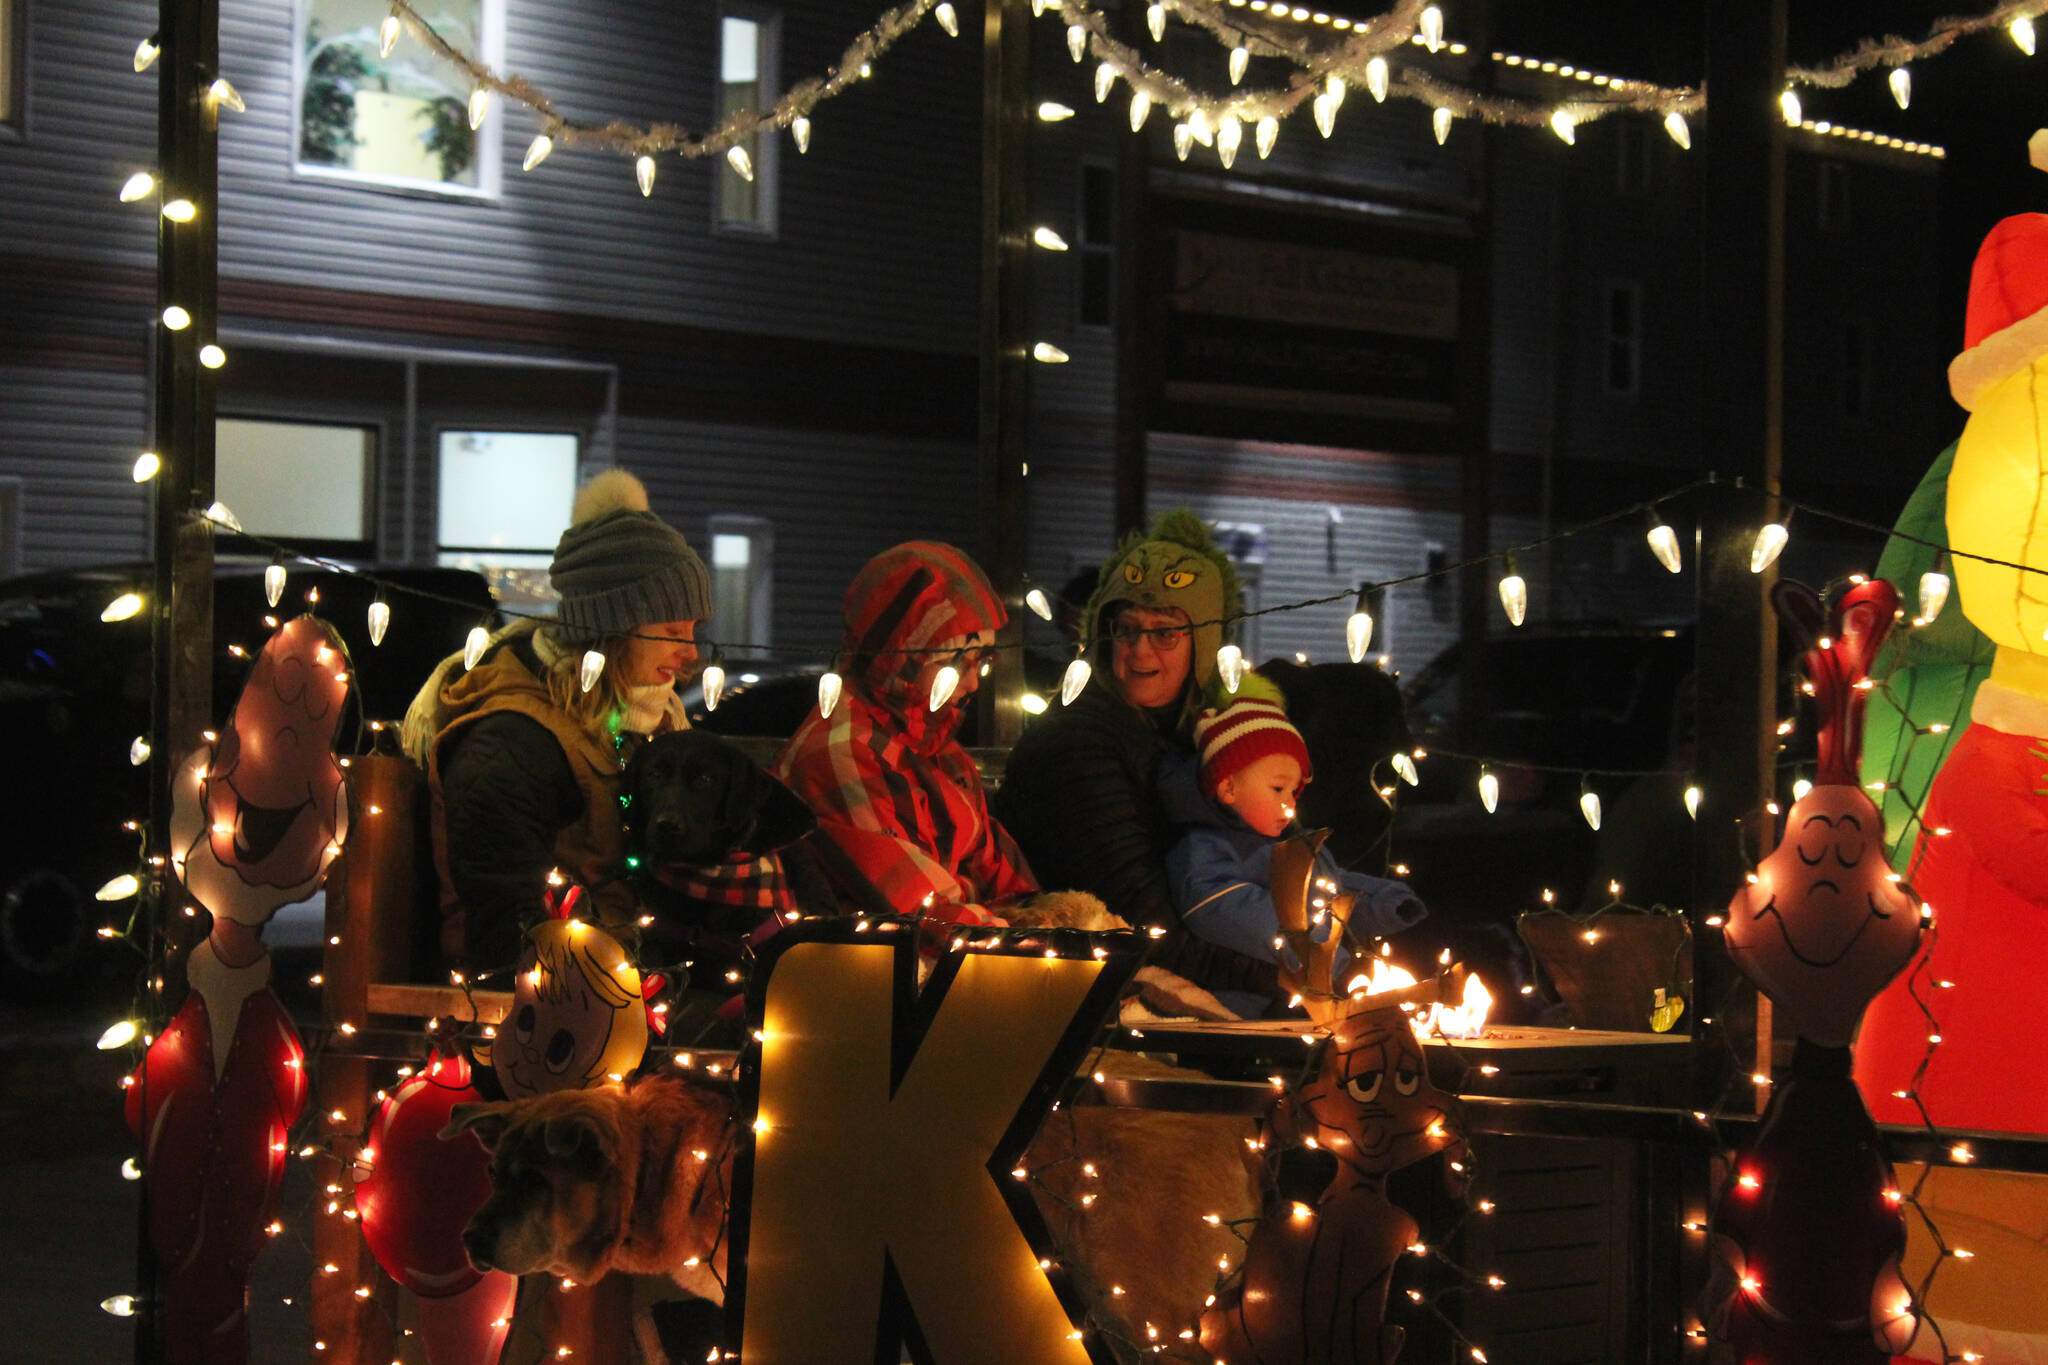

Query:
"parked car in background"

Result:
[[0, 561, 497, 1000]]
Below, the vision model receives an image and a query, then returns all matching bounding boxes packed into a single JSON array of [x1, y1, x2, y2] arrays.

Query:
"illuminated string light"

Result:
[[463, 625, 490, 671], [523, 134, 554, 171], [1645, 508, 1681, 573], [1578, 780, 1602, 831], [2013, 14, 2037, 54], [1779, 88, 1802, 125], [1750, 514, 1791, 573], [161, 305, 192, 331], [726, 145, 755, 182], [636, 155, 657, 197], [132, 451, 160, 482], [1216, 643, 1245, 693], [1060, 656, 1091, 705], [934, 1, 958, 36], [133, 36, 159, 72], [578, 649, 607, 694], [207, 78, 245, 114], [1345, 586, 1375, 662], [1478, 767, 1499, 814], [101, 593, 145, 624], [1919, 562, 1951, 623], [1032, 341, 1071, 364], [928, 660, 961, 711], [119, 171, 157, 202], [1497, 555, 1527, 627], [199, 344, 227, 369], [1031, 227, 1069, 252], [468, 86, 491, 129], [1888, 65, 1911, 108], [1663, 110, 1691, 148], [380, 13, 403, 57], [367, 598, 391, 646], [818, 670, 843, 718], [702, 662, 727, 710], [792, 116, 812, 152]]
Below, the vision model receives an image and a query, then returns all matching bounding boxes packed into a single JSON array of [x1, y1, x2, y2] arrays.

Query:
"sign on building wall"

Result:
[[1152, 195, 1483, 453]]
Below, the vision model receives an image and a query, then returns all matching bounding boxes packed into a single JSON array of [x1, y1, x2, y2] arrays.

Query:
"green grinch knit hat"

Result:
[[1084, 508, 1243, 698], [550, 469, 713, 640]]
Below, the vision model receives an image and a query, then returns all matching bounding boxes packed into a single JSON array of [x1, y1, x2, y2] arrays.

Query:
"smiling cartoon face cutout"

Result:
[[1726, 785, 1923, 1046], [1284, 1002, 1460, 1181], [1725, 579, 1925, 1046], [169, 614, 351, 926], [477, 908, 660, 1097]]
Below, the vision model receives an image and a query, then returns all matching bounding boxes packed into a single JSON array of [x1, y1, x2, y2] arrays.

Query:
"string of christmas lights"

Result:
[[371, 0, 2033, 181]]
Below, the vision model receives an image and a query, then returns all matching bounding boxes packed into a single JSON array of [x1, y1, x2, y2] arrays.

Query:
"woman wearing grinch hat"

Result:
[[403, 468, 712, 972], [996, 510, 1284, 1006]]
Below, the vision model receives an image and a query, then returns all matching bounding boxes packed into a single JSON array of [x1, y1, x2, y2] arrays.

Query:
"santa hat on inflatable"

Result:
[[1949, 133, 2048, 412]]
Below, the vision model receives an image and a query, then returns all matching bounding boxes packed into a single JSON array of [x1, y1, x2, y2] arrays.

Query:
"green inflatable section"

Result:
[[1860, 439, 1996, 874]]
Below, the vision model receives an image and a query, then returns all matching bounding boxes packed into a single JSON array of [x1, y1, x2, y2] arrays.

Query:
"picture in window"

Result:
[[297, 0, 493, 190]]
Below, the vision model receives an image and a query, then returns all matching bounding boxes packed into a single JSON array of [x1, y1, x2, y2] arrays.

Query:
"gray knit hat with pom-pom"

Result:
[[549, 469, 712, 639]]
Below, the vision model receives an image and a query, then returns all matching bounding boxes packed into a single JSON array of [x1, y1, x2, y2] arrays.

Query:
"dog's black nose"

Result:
[[462, 1223, 496, 1273]]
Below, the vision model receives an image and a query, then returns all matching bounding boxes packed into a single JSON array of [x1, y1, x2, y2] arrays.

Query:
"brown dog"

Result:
[[445, 1056, 1259, 1355], [443, 1074, 735, 1306]]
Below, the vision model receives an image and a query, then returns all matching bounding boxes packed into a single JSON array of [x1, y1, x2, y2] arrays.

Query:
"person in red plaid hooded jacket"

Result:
[[774, 542, 1039, 929]]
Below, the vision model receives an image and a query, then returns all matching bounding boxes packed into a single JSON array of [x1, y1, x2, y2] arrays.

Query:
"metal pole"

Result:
[[1694, 0, 1785, 1109], [140, 0, 220, 1356], [978, 0, 1031, 745]]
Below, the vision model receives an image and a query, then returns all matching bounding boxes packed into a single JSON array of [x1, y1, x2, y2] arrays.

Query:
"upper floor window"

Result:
[[0, 0, 26, 138], [295, 0, 503, 197], [716, 7, 780, 234]]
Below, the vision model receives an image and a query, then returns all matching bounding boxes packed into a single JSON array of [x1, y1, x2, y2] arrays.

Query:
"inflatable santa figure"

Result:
[[1856, 211, 2048, 1135]]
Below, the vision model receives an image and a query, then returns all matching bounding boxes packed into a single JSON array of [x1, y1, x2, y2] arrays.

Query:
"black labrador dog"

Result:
[[620, 730, 853, 984]]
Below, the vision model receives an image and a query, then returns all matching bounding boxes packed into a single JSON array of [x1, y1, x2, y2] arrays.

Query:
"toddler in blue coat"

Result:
[[1162, 697, 1427, 1015]]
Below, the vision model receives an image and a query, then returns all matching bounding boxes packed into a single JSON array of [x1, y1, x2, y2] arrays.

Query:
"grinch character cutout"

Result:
[[1201, 832, 1464, 1365], [1710, 579, 1924, 1363], [125, 614, 350, 1364], [356, 886, 665, 1365]]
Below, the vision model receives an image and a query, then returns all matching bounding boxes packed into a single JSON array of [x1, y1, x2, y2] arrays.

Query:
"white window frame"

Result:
[[290, 0, 505, 201], [713, 2, 781, 238], [0, 0, 29, 142], [707, 513, 775, 653]]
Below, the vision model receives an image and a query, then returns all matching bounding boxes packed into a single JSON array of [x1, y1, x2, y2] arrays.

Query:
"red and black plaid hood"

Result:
[[840, 541, 1007, 718]]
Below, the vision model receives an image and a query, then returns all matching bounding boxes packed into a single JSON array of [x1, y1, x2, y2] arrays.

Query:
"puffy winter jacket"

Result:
[[995, 678, 1282, 1000]]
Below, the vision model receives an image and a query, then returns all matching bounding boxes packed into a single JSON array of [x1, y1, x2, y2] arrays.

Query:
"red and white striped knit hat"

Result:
[[1194, 698, 1312, 797]]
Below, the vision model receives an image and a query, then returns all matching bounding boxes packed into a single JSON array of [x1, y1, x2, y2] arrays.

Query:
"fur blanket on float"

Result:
[[446, 1052, 1262, 1358]]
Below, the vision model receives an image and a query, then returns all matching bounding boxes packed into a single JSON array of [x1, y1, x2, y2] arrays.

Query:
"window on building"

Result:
[[1210, 520, 1266, 659], [435, 431, 579, 609], [1603, 282, 1641, 396], [1817, 160, 1852, 233], [1077, 160, 1116, 328], [716, 8, 779, 233], [0, 0, 25, 137], [294, 0, 502, 196], [216, 418, 376, 555], [707, 514, 775, 653], [1842, 318, 1872, 420]]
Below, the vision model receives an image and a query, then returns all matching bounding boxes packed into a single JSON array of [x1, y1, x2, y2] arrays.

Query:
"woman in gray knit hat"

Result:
[[402, 469, 713, 971]]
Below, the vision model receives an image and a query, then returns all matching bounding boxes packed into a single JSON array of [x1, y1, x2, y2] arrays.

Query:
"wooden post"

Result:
[[1693, 0, 1786, 1112], [140, 0, 219, 1357], [977, 0, 1031, 746], [310, 757, 416, 1362]]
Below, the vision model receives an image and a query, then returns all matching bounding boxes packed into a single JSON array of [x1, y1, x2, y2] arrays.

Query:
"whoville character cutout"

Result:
[[126, 614, 350, 1364], [473, 885, 667, 1097], [1201, 831, 1465, 1365], [361, 886, 665, 1364], [355, 1050, 517, 1365], [1710, 579, 1923, 1363]]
